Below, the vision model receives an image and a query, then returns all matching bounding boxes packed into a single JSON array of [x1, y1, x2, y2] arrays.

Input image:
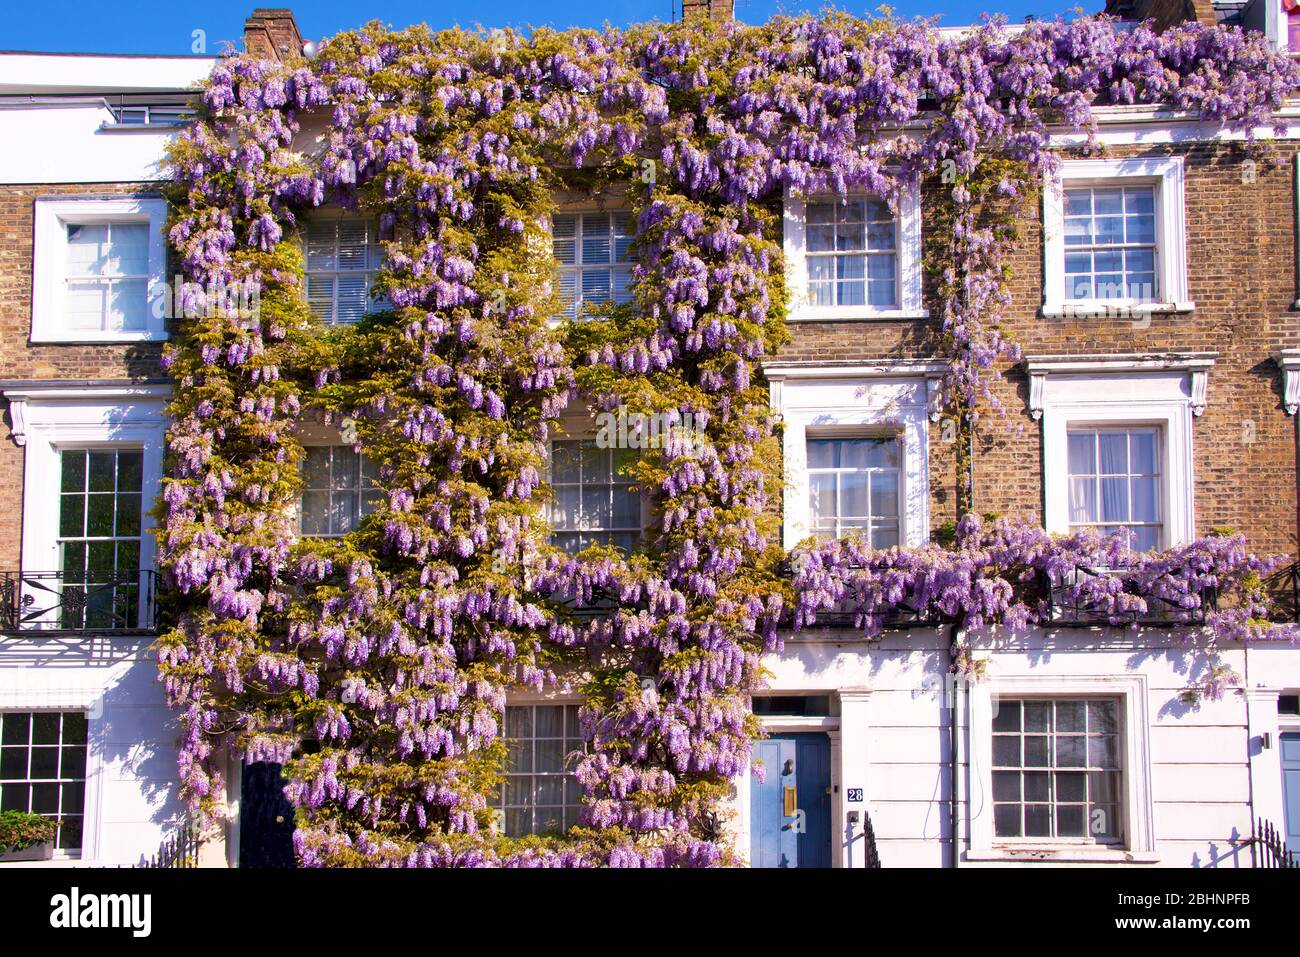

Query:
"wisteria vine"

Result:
[[156, 12, 1300, 866]]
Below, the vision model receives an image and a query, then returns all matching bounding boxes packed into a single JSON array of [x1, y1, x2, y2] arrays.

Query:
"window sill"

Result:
[[98, 122, 188, 133], [968, 845, 1159, 864], [30, 331, 168, 345], [789, 308, 930, 323], [1040, 301, 1194, 319]]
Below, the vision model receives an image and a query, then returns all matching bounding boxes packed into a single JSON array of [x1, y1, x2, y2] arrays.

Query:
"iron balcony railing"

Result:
[[0, 570, 157, 635], [1044, 564, 1215, 628], [1262, 561, 1300, 625]]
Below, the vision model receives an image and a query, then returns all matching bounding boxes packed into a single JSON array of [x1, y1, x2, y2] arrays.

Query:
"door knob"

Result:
[[783, 785, 797, 817]]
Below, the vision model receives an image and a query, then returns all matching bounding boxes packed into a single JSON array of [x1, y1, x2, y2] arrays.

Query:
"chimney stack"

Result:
[[244, 8, 304, 61], [680, 0, 735, 23]]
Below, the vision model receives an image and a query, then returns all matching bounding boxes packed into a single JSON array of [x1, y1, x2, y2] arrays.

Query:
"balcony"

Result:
[[1045, 564, 1212, 628], [0, 570, 157, 635], [1262, 561, 1300, 624]]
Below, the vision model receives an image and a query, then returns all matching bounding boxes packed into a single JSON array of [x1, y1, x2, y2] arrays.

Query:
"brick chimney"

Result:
[[1102, 0, 1217, 30], [244, 8, 304, 61], [680, 0, 735, 23]]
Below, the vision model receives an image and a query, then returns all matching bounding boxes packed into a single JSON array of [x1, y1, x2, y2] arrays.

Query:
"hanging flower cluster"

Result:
[[156, 13, 1300, 866]]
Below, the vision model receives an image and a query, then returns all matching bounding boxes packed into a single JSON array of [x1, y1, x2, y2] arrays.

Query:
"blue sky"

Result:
[[3, 1, 1102, 56]]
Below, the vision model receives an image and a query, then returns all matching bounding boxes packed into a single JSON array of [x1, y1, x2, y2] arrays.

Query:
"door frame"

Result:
[[739, 714, 842, 868]]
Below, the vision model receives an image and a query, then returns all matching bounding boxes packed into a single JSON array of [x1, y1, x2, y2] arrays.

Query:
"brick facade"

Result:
[[0, 182, 168, 568], [771, 141, 1300, 556]]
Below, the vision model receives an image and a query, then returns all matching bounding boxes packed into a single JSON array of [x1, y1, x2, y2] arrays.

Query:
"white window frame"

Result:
[[0, 688, 104, 865], [550, 209, 635, 321], [765, 362, 940, 550], [545, 436, 648, 553], [783, 182, 925, 321], [301, 214, 387, 324], [296, 443, 381, 538], [806, 435, 904, 547], [31, 196, 168, 344], [1042, 156, 1191, 318], [496, 697, 586, 837], [0, 709, 90, 855], [4, 384, 166, 632], [968, 674, 1156, 863], [1028, 354, 1213, 549], [1065, 425, 1164, 551]]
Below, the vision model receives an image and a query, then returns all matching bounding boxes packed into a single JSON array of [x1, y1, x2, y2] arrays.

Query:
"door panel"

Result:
[[239, 761, 296, 868], [750, 733, 832, 868], [1282, 733, 1300, 856], [750, 738, 798, 867], [794, 734, 833, 868]]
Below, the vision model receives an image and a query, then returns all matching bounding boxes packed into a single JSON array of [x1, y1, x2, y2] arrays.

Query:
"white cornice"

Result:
[[761, 359, 949, 380], [1278, 349, 1300, 416], [1, 381, 170, 446], [763, 359, 950, 422], [1024, 352, 1217, 420]]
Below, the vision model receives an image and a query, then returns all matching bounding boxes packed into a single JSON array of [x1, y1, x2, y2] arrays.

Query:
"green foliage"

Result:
[[0, 811, 56, 851]]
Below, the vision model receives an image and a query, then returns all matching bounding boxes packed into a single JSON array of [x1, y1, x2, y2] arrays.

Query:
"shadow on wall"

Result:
[[1190, 828, 1250, 868]]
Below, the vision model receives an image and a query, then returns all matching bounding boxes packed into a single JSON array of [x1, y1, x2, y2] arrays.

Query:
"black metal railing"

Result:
[[139, 819, 201, 869], [1253, 818, 1299, 869], [0, 570, 156, 634], [777, 556, 943, 630], [1045, 564, 1213, 628], [862, 811, 882, 868], [1261, 561, 1300, 624]]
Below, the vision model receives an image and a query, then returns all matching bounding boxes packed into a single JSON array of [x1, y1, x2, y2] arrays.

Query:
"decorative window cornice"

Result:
[[1, 380, 170, 446], [1023, 352, 1217, 420], [1277, 348, 1300, 416]]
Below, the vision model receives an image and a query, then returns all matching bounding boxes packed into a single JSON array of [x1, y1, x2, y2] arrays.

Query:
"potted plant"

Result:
[[0, 811, 56, 862]]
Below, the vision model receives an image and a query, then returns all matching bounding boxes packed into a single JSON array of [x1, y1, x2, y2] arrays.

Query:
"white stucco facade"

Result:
[[724, 626, 1283, 869]]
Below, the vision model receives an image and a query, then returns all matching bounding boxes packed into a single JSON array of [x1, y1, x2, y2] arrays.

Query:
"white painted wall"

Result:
[[0, 635, 183, 866], [0, 54, 215, 95], [0, 104, 177, 185], [730, 626, 1274, 868]]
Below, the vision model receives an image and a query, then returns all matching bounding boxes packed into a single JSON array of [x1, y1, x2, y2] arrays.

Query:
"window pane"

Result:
[[31, 714, 59, 745], [1129, 525, 1159, 552], [1067, 432, 1095, 474], [992, 701, 1020, 732], [1130, 431, 1157, 474], [839, 472, 869, 518], [1099, 477, 1129, 523], [870, 470, 899, 521], [581, 214, 612, 264], [807, 224, 834, 253], [994, 804, 1021, 837], [552, 215, 576, 263], [108, 224, 149, 274], [836, 222, 865, 251], [87, 452, 115, 492], [1056, 701, 1085, 733], [306, 221, 338, 269], [1131, 475, 1158, 523], [992, 771, 1020, 801]]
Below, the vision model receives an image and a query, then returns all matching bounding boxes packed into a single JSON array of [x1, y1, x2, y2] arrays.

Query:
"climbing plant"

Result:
[[157, 12, 1300, 866]]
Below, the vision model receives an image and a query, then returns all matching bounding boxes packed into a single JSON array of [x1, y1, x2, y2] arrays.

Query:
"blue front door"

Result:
[[1281, 733, 1300, 860], [750, 733, 832, 868]]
